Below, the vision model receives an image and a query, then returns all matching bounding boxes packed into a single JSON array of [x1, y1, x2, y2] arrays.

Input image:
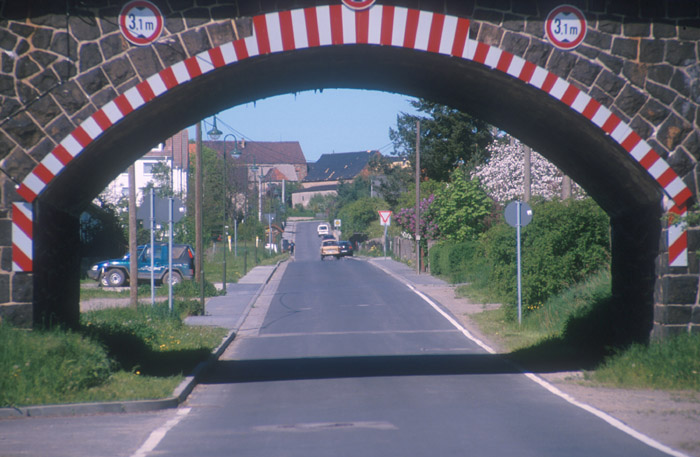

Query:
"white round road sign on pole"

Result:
[[545, 5, 587, 50], [119, 0, 164, 46]]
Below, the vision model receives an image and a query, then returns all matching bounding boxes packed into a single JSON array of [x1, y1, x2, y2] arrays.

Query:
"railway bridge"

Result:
[[0, 0, 698, 339]]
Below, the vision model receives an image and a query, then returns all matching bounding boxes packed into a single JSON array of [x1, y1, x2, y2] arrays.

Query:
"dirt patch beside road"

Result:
[[415, 283, 700, 457]]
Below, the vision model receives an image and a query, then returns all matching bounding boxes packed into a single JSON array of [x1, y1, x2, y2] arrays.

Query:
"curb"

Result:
[[0, 261, 284, 419]]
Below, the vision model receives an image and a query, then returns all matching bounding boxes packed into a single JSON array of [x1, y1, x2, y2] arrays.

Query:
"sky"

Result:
[[188, 89, 420, 163]]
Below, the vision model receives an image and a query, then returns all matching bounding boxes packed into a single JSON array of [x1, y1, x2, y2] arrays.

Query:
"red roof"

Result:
[[203, 140, 306, 165], [264, 168, 290, 181]]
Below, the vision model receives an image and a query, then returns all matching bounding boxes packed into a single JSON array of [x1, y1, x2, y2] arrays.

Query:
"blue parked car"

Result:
[[87, 243, 195, 287]]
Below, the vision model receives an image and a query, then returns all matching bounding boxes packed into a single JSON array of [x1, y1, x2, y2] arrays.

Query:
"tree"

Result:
[[432, 167, 492, 242], [472, 138, 585, 202], [338, 197, 388, 240], [183, 145, 225, 244], [367, 154, 413, 208], [390, 99, 494, 181]]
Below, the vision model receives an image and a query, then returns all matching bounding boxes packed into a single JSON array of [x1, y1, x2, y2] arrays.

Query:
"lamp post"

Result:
[[207, 117, 240, 294]]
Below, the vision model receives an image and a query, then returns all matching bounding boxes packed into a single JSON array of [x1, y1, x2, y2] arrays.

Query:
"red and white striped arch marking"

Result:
[[13, 4, 691, 271]]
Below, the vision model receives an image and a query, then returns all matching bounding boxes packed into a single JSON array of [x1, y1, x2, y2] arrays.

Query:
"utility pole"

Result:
[[523, 144, 532, 203], [195, 122, 204, 312], [128, 164, 137, 309], [415, 120, 421, 275], [562, 175, 572, 200]]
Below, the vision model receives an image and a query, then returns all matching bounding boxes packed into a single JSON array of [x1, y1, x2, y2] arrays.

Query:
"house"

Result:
[[202, 140, 307, 186], [100, 129, 189, 207], [292, 150, 380, 207]]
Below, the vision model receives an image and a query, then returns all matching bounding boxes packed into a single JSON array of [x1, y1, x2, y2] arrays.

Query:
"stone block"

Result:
[[49, 32, 77, 58], [660, 275, 698, 305], [79, 42, 103, 72], [655, 304, 693, 324], [501, 14, 524, 32], [658, 114, 692, 151], [0, 274, 8, 302], [184, 8, 210, 29], [129, 46, 162, 79], [15, 56, 39, 78], [31, 28, 53, 49], [29, 68, 59, 93], [523, 40, 550, 67], [645, 80, 677, 105], [102, 57, 136, 88], [32, 50, 57, 67], [617, 84, 648, 117], [666, 146, 695, 178], [640, 98, 670, 125], [0, 303, 32, 328], [181, 28, 211, 56], [77, 67, 108, 95], [154, 40, 187, 67], [622, 61, 647, 88], [630, 115, 653, 139], [0, 246, 11, 272], [596, 69, 625, 96], [477, 22, 504, 47], [598, 52, 623, 74], [612, 37, 638, 59], [639, 39, 665, 63], [99, 33, 127, 61], [548, 49, 577, 78], [12, 272, 32, 302], [69, 10, 101, 41], [678, 20, 700, 41], [692, 306, 700, 324], [51, 80, 88, 115], [666, 41, 696, 66], [206, 20, 235, 47], [583, 29, 611, 49], [570, 59, 602, 86], [647, 64, 673, 84], [651, 324, 689, 341], [623, 19, 650, 37], [501, 32, 529, 57], [674, 98, 695, 124], [26, 93, 61, 126], [165, 13, 185, 34], [3, 112, 42, 149]]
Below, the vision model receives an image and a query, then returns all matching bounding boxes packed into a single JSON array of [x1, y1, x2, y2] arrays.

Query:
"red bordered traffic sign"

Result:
[[119, 0, 164, 46], [378, 210, 392, 226], [342, 0, 377, 11], [545, 5, 587, 50]]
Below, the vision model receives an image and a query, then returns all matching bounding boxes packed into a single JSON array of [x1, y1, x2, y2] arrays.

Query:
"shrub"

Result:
[[0, 324, 112, 406], [478, 198, 610, 318]]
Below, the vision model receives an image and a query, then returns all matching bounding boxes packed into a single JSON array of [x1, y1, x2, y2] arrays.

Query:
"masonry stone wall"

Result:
[[0, 1, 698, 336]]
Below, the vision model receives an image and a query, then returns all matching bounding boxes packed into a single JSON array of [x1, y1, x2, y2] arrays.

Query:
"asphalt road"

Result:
[[0, 221, 676, 457], [146, 222, 672, 457]]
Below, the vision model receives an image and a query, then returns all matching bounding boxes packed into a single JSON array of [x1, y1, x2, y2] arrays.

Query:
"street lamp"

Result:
[[207, 116, 239, 294]]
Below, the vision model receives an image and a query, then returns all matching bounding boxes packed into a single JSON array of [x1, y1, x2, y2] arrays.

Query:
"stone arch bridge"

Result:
[[0, 1, 698, 340]]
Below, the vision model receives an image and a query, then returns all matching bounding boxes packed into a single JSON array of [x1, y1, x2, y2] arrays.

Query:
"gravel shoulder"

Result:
[[416, 283, 700, 457]]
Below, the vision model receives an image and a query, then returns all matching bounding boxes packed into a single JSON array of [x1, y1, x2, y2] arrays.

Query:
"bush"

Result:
[[0, 324, 112, 406], [478, 198, 610, 318], [428, 241, 478, 283]]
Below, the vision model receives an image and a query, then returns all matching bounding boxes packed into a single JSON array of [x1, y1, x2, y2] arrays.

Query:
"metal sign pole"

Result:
[[150, 188, 155, 307], [168, 197, 174, 312], [516, 200, 523, 326]]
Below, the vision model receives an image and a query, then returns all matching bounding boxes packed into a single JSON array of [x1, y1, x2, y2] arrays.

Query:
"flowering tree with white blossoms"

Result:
[[472, 139, 584, 202]]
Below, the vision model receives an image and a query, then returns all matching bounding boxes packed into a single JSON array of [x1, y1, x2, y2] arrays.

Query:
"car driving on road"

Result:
[[338, 241, 353, 257], [320, 239, 340, 260], [317, 224, 330, 236], [87, 243, 195, 287]]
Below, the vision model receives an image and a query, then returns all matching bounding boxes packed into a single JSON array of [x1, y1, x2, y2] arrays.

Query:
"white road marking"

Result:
[[131, 407, 191, 457], [403, 282, 690, 457]]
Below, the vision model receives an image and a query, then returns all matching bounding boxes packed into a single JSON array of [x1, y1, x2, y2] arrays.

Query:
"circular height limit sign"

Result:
[[119, 0, 164, 46], [545, 5, 587, 50]]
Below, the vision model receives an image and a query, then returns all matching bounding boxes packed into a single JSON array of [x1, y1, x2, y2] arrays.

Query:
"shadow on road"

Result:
[[202, 353, 535, 384]]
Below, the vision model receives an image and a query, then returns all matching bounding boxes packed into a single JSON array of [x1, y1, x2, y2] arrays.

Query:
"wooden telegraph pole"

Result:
[[415, 120, 421, 275]]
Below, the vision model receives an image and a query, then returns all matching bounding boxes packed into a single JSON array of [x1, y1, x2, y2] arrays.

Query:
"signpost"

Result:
[[505, 201, 533, 325], [378, 210, 392, 258], [545, 5, 587, 50], [119, 0, 164, 46]]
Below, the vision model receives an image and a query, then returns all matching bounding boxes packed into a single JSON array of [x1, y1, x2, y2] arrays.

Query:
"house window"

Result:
[[121, 187, 129, 196], [143, 162, 156, 174]]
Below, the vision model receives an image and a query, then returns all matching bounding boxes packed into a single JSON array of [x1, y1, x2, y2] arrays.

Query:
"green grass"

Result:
[[464, 269, 700, 390], [1, 302, 227, 407]]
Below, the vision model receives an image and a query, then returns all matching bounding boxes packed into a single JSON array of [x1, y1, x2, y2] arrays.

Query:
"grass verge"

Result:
[[463, 270, 700, 391], [1, 302, 226, 407]]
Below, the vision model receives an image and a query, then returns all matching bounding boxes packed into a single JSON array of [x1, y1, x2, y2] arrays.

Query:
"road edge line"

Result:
[[367, 258, 690, 457]]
